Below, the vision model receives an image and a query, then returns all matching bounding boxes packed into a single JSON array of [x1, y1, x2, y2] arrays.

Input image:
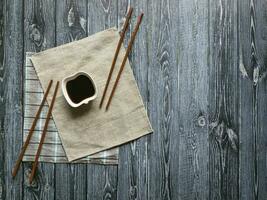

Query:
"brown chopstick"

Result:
[[105, 13, 144, 110], [29, 81, 59, 184], [99, 7, 133, 108], [12, 80, 53, 178]]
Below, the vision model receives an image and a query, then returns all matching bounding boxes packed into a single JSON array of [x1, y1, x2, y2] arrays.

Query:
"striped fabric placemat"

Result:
[[23, 52, 119, 164]]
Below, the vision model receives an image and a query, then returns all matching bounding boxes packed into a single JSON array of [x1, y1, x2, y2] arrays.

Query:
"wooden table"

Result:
[[1, 0, 267, 199]]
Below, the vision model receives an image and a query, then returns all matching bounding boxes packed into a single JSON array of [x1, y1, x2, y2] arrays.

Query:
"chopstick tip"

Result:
[[48, 80, 53, 87], [11, 171, 16, 179], [55, 81, 60, 89], [105, 105, 110, 111], [29, 178, 33, 185], [138, 13, 144, 22]]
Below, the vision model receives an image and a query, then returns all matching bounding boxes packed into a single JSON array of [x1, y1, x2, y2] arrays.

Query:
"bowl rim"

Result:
[[61, 71, 98, 108]]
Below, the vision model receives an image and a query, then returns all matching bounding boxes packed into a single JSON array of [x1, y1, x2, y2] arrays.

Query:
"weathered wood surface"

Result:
[[117, 0, 150, 199], [86, 1, 119, 200], [239, 0, 267, 200], [209, 0, 239, 199], [0, 1, 4, 199], [23, 1, 56, 199], [1, 0, 267, 200], [1, 0, 24, 200]]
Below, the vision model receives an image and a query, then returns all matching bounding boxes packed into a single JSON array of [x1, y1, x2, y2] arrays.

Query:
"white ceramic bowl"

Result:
[[62, 71, 97, 108]]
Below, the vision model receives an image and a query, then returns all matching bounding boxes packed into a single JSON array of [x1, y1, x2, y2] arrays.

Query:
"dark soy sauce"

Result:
[[66, 75, 95, 104]]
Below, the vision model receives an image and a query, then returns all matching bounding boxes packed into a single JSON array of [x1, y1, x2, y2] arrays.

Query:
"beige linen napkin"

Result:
[[30, 27, 153, 161]]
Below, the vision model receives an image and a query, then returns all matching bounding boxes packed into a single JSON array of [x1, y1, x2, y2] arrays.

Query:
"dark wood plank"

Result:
[[145, 0, 176, 198], [55, 164, 87, 200], [118, 0, 210, 199], [1, 0, 24, 199], [0, 0, 5, 199], [174, 0, 210, 199], [87, 165, 117, 200], [24, 0, 56, 52], [257, 82, 267, 200], [238, 1, 255, 199], [209, 0, 239, 199], [86, 1, 118, 199], [23, 0, 56, 199], [1, 1, 267, 200], [87, 0, 118, 35], [55, 0, 87, 199], [56, 0, 87, 45], [117, 0, 150, 199], [239, 0, 267, 199]]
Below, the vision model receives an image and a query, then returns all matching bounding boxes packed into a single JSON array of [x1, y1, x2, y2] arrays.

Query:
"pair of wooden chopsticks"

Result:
[[99, 8, 144, 110], [12, 80, 59, 184]]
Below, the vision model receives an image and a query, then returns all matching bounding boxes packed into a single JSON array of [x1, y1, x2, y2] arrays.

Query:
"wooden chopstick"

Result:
[[29, 81, 59, 184], [105, 13, 144, 110], [12, 80, 53, 178], [99, 7, 133, 108]]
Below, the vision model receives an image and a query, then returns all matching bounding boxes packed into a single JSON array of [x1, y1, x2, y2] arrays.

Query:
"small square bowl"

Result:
[[62, 71, 97, 108]]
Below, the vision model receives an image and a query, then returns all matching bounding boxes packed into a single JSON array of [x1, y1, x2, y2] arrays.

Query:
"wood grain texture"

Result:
[[87, 0, 118, 35], [23, 0, 56, 199], [117, 0, 150, 199], [24, 0, 56, 52], [239, 0, 267, 199], [146, 0, 179, 199], [0, 0, 4, 199], [256, 81, 267, 200], [1, 0, 267, 199], [209, 0, 239, 199], [55, 0, 87, 199], [238, 1, 256, 199], [86, 1, 118, 199], [1, 0, 24, 199], [175, 0, 210, 199], [56, 0, 87, 45], [87, 165, 117, 200]]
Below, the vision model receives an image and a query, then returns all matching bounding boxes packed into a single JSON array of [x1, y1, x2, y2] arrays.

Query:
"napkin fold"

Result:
[[30, 27, 153, 161]]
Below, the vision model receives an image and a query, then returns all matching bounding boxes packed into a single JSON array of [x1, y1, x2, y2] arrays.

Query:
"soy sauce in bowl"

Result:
[[66, 75, 95, 104], [62, 71, 97, 108]]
